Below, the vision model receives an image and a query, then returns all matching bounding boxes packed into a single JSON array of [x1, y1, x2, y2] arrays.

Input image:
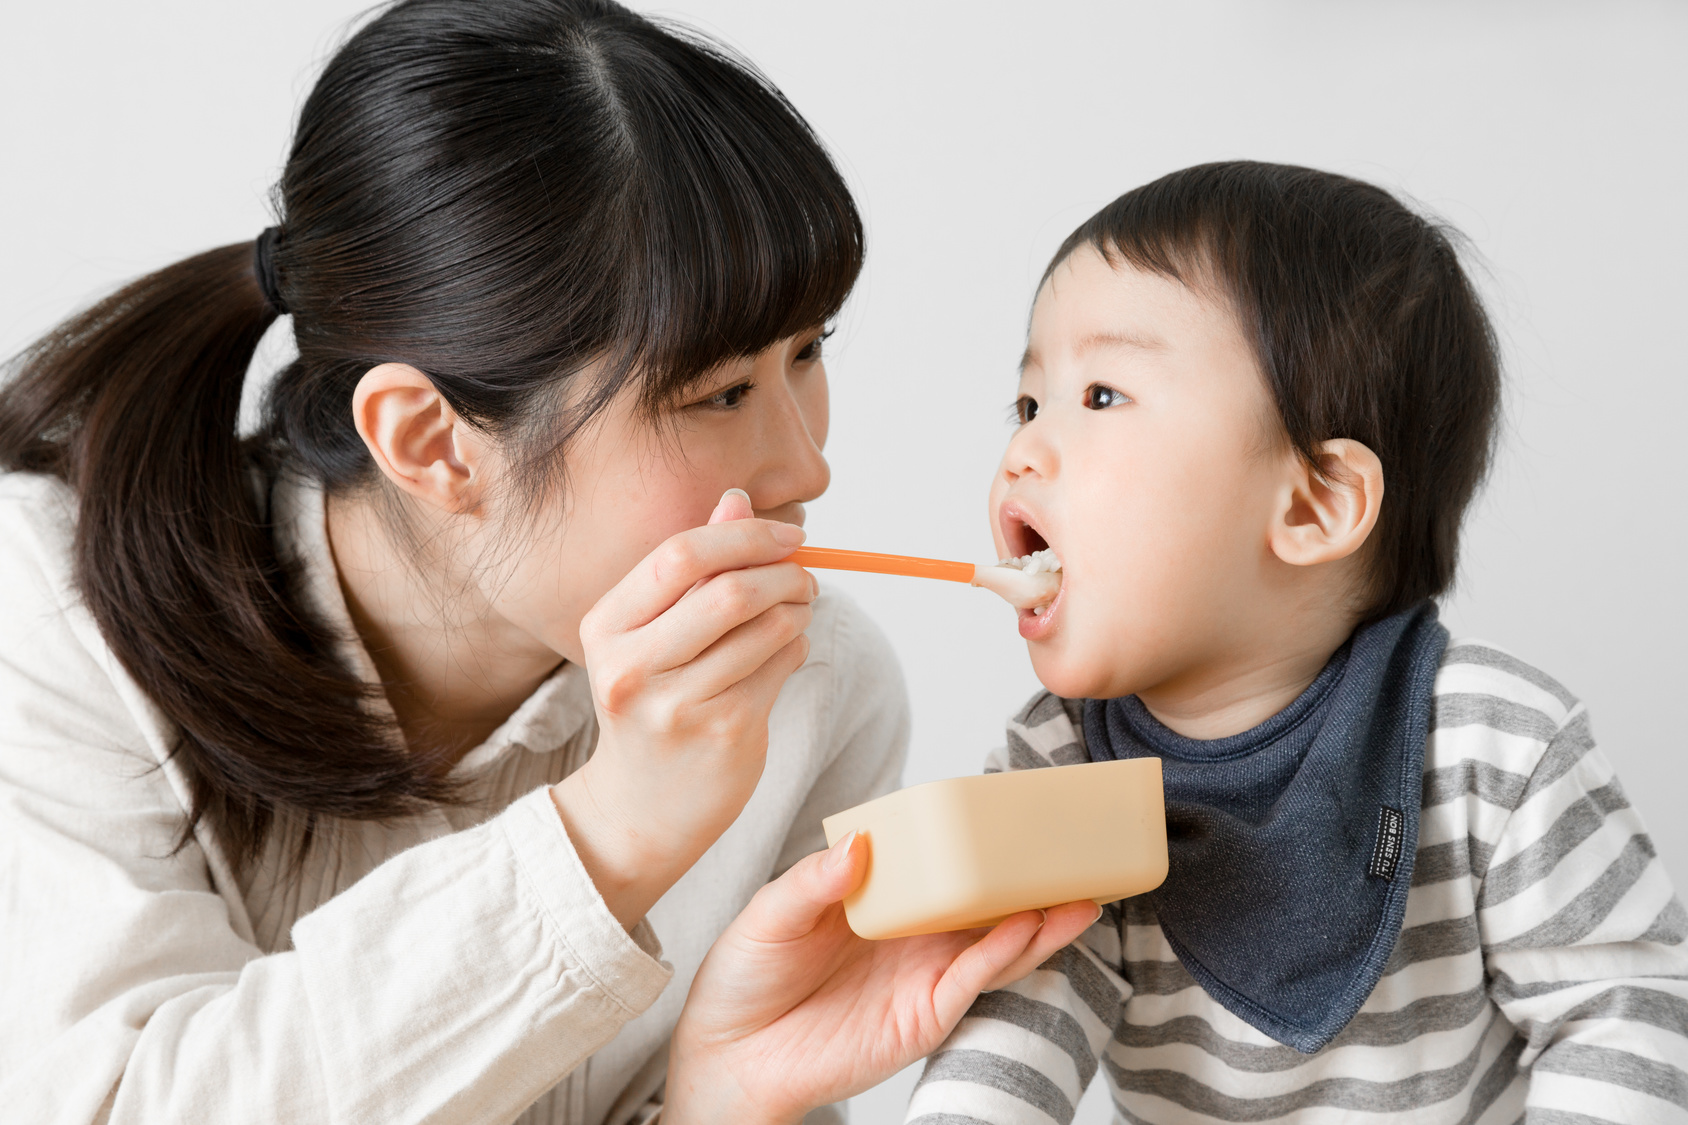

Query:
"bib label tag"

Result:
[[1368, 806, 1406, 881]]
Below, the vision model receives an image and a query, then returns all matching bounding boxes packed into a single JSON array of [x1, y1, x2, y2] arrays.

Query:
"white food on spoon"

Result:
[[971, 549, 1062, 611]]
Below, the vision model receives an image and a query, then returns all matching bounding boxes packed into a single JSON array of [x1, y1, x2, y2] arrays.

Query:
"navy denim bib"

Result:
[[1084, 603, 1448, 1052]]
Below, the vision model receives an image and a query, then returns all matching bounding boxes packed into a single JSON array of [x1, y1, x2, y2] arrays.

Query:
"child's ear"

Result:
[[1268, 438, 1384, 567]]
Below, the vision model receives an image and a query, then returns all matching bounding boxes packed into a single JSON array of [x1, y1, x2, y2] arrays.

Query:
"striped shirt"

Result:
[[906, 641, 1688, 1125]]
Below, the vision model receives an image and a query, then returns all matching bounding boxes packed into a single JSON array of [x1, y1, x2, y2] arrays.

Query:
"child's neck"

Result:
[[1135, 610, 1360, 741]]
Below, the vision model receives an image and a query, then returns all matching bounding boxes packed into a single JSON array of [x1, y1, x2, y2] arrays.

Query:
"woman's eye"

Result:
[[1014, 395, 1039, 424], [701, 381, 755, 410], [795, 329, 832, 363], [1084, 384, 1130, 410]]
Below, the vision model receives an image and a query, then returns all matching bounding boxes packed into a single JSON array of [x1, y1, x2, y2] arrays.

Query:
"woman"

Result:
[[0, 2, 1092, 1121]]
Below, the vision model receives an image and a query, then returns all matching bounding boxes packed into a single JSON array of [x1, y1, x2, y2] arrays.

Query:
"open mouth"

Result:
[[1002, 509, 1052, 561], [996, 502, 1065, 631]]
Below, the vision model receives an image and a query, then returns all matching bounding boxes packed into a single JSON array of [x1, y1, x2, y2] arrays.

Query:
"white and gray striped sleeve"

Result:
[[906, 692, 1123, 1125], [906, 921, 1129, 1125], [1473, 684, 1688, 1123]]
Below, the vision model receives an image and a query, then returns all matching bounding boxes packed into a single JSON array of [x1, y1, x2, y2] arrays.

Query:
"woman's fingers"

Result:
[[708, 488, 755, 524], [735, 831, 866, 945], [930, 911, 1049, 1027], [650, 562, 816, 670], [980, 900, 1103, 991], [590, 515, 806, 636], [588, 566, 813, 718], [666, 597, 814, 699], [704, 632, 813, 720], [929, 901, 1102, 1027], [580, 488, 817, 717]]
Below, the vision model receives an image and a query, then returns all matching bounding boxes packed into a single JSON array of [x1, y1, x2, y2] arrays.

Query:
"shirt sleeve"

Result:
[[906, 927, 1128, 1125], [612, 591, 910, 1125], [769, 590, 910, 877], [905, 692, 1125, 1125], [0, 480, 673, 1124], [1480, 707, 1688, 1122]]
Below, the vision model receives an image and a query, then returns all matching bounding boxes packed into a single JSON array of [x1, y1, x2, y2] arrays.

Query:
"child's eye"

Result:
[[694, 381, 756, 411], [1084, 384, 1131, 410], [1014, 395, 1040, 424], [795, 328, 833, 363]]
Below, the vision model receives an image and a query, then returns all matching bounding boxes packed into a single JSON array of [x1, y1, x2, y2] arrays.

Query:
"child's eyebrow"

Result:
[[1020, 330, 1167, 373], [1074, 330, 1167, 356]]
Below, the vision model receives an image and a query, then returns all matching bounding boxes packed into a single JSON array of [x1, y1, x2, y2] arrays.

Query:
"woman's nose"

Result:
[[767, 418, 831, 510], [748, 362, 830, 518]]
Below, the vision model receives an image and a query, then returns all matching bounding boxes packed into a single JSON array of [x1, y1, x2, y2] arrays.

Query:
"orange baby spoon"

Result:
[[787, 546, 1060, 610]]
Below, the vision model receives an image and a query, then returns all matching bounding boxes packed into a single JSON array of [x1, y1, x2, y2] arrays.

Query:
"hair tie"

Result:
[[253, 226, 288, 314]]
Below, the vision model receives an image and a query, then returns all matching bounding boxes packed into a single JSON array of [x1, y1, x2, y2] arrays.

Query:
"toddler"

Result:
[[906, 162, 1687, 1124]]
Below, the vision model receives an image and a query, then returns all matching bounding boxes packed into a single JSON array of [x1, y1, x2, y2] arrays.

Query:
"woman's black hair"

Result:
[[0, 0, 863, 868], [1047, 161, 1501, 620]]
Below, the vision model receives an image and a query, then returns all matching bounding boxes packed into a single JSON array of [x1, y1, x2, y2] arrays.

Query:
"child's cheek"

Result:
[[1022, 575, 1105, 698], [1028, 631, 1105, 701], [985, 471, 1012, 560]]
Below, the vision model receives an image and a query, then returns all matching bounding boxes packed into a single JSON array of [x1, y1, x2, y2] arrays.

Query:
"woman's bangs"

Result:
[[619, 35, 864, 404]]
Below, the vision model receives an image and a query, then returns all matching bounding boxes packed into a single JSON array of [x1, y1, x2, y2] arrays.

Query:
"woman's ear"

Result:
[[351, 363, 489, 514], [1268, 438, 1384, 567]]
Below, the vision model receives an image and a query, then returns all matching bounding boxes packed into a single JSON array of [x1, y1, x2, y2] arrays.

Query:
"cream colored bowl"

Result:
[[821, 758, 1168, 940]]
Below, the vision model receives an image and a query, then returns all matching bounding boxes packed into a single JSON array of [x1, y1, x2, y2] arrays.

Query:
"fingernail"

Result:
[[1035, 909, 1048, 930], [1089, 903, 1104, 926], [773, 522, 806, 547], [825, 830, 857, 872], [709, 489, 753, 526]]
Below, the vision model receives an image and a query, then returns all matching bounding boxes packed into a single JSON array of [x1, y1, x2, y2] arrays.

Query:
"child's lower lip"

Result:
[[1017, 580, 1064, 640]]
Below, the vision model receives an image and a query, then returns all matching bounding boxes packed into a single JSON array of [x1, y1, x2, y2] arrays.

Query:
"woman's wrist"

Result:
[[664, 1047, 800, 1125], [549, 765, 690, 931]]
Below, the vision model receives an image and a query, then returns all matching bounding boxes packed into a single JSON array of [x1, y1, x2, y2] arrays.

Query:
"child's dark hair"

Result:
[[1048, 161, 1500, 620], [0, 0, 862, 869]]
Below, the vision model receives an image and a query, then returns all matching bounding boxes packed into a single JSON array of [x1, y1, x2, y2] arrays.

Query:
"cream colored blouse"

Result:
[[0, 470, 908, 1124]]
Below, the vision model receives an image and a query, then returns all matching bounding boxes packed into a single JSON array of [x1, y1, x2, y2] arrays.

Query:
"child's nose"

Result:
[[1000, 418, 1058, 483]]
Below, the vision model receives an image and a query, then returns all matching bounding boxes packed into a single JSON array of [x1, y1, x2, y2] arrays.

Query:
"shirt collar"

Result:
[[269, 469, 595, 777]]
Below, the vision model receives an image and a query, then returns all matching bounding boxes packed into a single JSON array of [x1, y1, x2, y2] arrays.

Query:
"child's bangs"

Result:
[[1045, 182, 1228, 302]]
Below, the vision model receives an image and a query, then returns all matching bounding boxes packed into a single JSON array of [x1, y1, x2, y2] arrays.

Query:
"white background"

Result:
[[4, 3, 1685, 1122]]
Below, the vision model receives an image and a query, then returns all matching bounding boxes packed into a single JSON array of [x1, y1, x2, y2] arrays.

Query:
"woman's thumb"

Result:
[[709, 487, 754, 524], [742, 831, 865, 941], [821, 829, 862, 888]]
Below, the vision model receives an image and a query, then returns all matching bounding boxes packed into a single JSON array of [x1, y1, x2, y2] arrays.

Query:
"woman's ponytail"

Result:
[[0, 243, 452, 868]]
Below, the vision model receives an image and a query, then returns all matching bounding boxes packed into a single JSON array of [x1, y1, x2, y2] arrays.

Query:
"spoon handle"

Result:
[[786, 546, 975, 584]]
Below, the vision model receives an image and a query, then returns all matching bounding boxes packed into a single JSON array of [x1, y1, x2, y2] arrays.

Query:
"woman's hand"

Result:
[[665, 833, 1103, 1125], [551, 489, 814, 929]]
